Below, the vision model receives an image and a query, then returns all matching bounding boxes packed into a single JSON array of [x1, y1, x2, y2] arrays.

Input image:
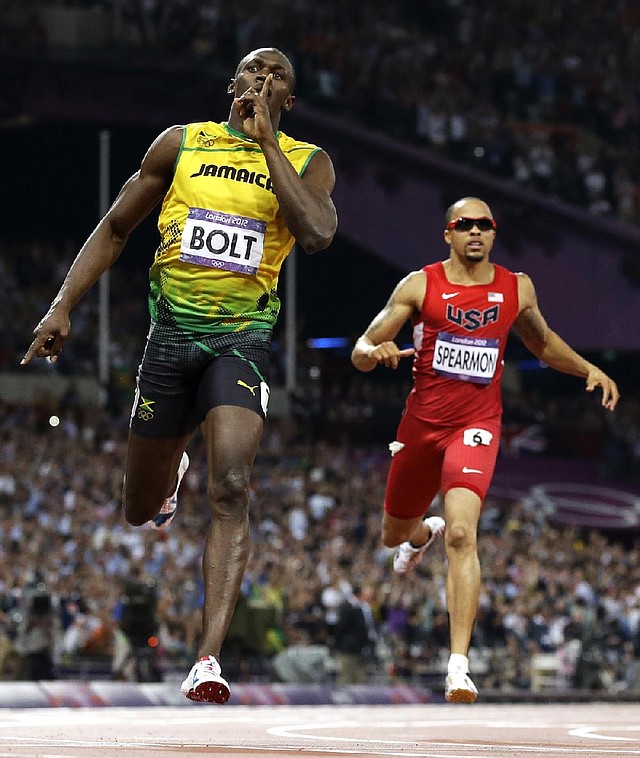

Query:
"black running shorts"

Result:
[[130, 323, 271, 438]]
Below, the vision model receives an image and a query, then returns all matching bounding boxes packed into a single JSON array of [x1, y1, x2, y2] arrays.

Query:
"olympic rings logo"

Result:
[[137, 409, 154, 421]]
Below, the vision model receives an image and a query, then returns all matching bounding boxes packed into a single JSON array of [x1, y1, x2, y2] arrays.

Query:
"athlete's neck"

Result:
[[443, 258, 494, 286]]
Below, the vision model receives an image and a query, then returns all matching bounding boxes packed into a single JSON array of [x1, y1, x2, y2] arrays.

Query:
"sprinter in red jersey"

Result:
[[351, 196, 619, 703]]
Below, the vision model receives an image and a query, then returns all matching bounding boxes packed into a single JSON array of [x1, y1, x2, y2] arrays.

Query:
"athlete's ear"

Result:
[[443, 228, 452, 245], [281, 95, 296, 112], [227, 79, 236, 95]]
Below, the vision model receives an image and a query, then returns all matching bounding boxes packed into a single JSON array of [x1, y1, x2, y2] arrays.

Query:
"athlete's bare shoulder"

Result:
[[515, 271, 537, 313], [148, 125, 184, 160], [395, 269, 427, 310], [140, 125, 185, 185]]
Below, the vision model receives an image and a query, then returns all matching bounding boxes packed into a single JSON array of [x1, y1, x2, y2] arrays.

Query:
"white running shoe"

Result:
[[151, 452, 189, 529], [393, 515, 445, 574], [445, 671, 478, 703], [180, 655, 231, 704]]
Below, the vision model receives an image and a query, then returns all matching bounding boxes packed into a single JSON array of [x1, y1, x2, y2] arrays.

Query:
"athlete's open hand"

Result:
[[585, 367, 620, 411], [233, 75, 275, 144], [21, 307, 70, 365]]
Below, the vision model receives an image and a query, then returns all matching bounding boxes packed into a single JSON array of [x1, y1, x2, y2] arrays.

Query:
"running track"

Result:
[[0, 702, 638, 757]]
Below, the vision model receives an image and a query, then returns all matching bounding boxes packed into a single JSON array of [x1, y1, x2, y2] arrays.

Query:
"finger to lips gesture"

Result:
[[234, 75, 273, 139]]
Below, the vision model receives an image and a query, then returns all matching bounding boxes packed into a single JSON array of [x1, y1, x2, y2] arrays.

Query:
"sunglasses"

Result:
[[446, 217, 497, 232]]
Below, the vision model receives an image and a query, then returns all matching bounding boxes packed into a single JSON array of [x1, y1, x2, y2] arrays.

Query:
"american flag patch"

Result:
[[488, 292, 504, 303]]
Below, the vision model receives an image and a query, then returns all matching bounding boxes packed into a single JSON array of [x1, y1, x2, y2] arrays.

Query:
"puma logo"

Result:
[[237, 379, 259, 396]]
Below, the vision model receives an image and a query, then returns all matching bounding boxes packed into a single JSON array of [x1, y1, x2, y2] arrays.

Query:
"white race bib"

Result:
[[433, 331, 499, 384], [463, 428, 493, 447], [180, 207, 266, 275]]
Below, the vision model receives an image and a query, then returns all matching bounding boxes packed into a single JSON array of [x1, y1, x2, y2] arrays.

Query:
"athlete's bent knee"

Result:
[[208, 468, 250, 518], [123, 509, 149, 527], [381, 530, 401, 548], [122, 483, 159, 526], [445, 524, 476, 552], [381, 521, 413, 548]]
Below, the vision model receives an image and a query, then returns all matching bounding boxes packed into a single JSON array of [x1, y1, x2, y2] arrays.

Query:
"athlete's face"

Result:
[[228, 49, 296, 117], [443, 199, 496, 263]]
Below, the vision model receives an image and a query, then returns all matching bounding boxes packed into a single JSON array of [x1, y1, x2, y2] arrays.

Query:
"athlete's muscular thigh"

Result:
[[200, 406, 263, 516], [196, 347, 271, 422], [130, 328, 205, 440], [123, 430, 190, 525], [384, 411, 444, 520], [440, 420, 501, 503], [195, 344, 269, 514]]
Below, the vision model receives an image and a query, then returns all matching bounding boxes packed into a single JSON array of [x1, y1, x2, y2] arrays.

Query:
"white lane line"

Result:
[[267, 721, 640, 754], [569, 726, 640, 742]]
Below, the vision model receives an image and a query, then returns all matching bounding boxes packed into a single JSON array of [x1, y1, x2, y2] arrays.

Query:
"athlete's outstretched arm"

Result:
[[513, 274, 620, 410], [21, 127, 181, 365], [351, 271, 425, 372]]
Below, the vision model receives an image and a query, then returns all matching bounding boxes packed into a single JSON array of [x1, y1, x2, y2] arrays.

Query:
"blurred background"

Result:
[[0, 0, 639, 698]]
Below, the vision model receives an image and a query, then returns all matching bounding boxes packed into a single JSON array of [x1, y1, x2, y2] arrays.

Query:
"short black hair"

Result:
[[235, 47, 296, 94]]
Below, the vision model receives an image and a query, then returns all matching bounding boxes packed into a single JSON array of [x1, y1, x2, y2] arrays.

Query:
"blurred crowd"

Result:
[[5, 234, 640, 486], [0, 237, 149, 388], [3, 0, 640, 226], [2, 232, 640, 470], [1, 236, 639, 690], [1, 393, 639, 693]]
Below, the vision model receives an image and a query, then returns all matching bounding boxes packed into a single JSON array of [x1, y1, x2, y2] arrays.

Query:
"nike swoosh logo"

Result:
[[442, 292, 459, 300], [462, 467, 483, 474]]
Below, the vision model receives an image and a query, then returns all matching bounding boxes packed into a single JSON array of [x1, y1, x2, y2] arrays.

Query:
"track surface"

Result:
[[0, 703, 638, 757]]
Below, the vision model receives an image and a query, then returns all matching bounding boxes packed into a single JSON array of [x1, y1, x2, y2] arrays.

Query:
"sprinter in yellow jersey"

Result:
[[22, 48, 337, 703]]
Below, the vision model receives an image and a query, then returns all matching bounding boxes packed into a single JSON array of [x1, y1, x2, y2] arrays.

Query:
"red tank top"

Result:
[[406, 261, 520, 426]]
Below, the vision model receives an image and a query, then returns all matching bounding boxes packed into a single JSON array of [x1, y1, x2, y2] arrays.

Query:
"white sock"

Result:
[[448, 653, 469, 674]]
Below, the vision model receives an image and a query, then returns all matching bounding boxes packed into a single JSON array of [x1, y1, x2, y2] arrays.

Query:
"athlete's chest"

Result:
[[420, 287, 514, 385], [424, 270, 517, 336], [429, 291, 507, 334], [174, 146, 279, 220]]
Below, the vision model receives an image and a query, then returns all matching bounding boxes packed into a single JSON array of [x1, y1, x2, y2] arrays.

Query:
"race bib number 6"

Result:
[[463, 428, 493, 447], [180, 208, 266, 275]]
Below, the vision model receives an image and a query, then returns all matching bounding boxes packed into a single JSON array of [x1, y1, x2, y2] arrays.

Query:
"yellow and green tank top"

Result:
[[149, 121, 322, 334]]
